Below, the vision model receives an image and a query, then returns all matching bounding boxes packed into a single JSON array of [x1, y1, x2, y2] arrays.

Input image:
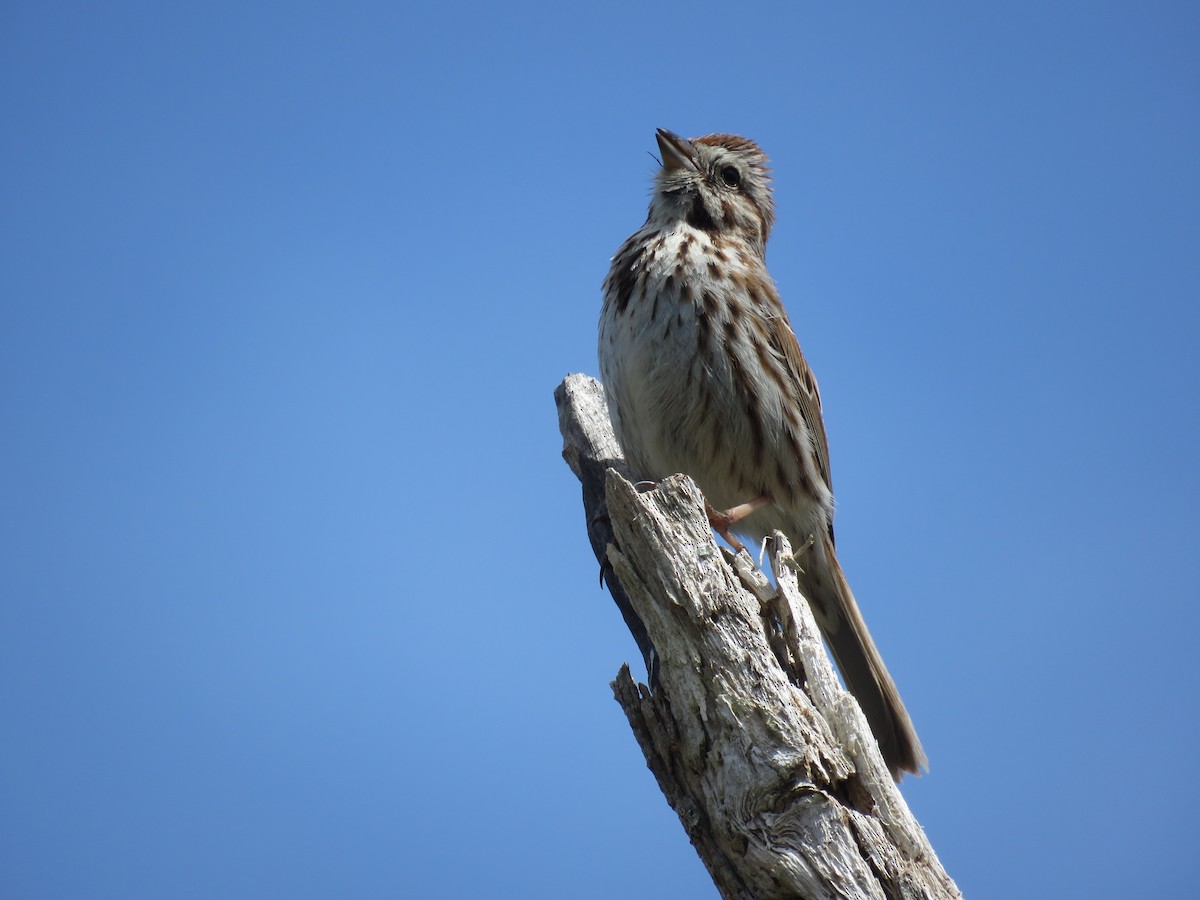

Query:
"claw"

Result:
[[706, 495, 772, 552]]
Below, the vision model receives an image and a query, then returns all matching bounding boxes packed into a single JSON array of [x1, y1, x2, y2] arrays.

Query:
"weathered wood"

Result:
[[555, 375, 654, 676], [556, 373, 961, 900]]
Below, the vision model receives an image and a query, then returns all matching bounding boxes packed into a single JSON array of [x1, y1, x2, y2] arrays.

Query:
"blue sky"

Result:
[[2, 2, 1198, 897]]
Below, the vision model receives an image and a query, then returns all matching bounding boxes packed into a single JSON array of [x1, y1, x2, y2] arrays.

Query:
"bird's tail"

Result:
[[798, 536, 927, 779]]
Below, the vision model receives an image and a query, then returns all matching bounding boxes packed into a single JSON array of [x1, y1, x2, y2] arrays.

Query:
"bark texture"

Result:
[[556, 373, 961, 900]]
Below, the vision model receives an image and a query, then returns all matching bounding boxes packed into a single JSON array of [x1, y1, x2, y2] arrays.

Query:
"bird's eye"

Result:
[[720, 166, 741, 188]]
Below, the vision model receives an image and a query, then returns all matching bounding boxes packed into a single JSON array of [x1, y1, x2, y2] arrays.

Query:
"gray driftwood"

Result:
[[556, 373, 961, 900]]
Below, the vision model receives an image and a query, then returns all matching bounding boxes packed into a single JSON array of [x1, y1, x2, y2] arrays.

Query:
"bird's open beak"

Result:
[[656, 128, 697, 173]]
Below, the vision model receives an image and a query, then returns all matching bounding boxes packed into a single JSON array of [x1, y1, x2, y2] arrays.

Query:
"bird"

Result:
[[598, 128, 926, 778]]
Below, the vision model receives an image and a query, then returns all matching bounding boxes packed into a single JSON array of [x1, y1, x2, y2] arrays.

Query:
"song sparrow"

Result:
[[598, 128, 926, 778]]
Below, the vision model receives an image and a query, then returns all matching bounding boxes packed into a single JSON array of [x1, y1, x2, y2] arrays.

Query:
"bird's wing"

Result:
[[762, 294, 833, 494]]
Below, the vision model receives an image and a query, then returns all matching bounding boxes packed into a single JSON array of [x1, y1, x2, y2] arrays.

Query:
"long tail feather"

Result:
[[799, 537, 927, 779]]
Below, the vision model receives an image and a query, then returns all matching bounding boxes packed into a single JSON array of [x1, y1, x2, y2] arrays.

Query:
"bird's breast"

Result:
[[599, 226, 823, 522]]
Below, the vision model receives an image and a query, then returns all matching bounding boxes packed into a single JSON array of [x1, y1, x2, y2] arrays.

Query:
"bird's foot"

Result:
[[706, 495, 772, 552]]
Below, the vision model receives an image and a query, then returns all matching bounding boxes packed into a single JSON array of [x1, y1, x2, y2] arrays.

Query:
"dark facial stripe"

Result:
[[686, 198, 716, 231]]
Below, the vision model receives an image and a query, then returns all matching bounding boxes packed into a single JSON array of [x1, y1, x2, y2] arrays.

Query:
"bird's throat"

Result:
[[685, 198, 716, 232]]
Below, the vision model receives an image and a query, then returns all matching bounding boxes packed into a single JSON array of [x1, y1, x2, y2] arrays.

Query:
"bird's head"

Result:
[[649, 128, 775, 255]]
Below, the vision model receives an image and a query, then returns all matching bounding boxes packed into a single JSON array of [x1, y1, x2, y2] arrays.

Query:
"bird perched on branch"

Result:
[[599, 128, 926, 778]]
